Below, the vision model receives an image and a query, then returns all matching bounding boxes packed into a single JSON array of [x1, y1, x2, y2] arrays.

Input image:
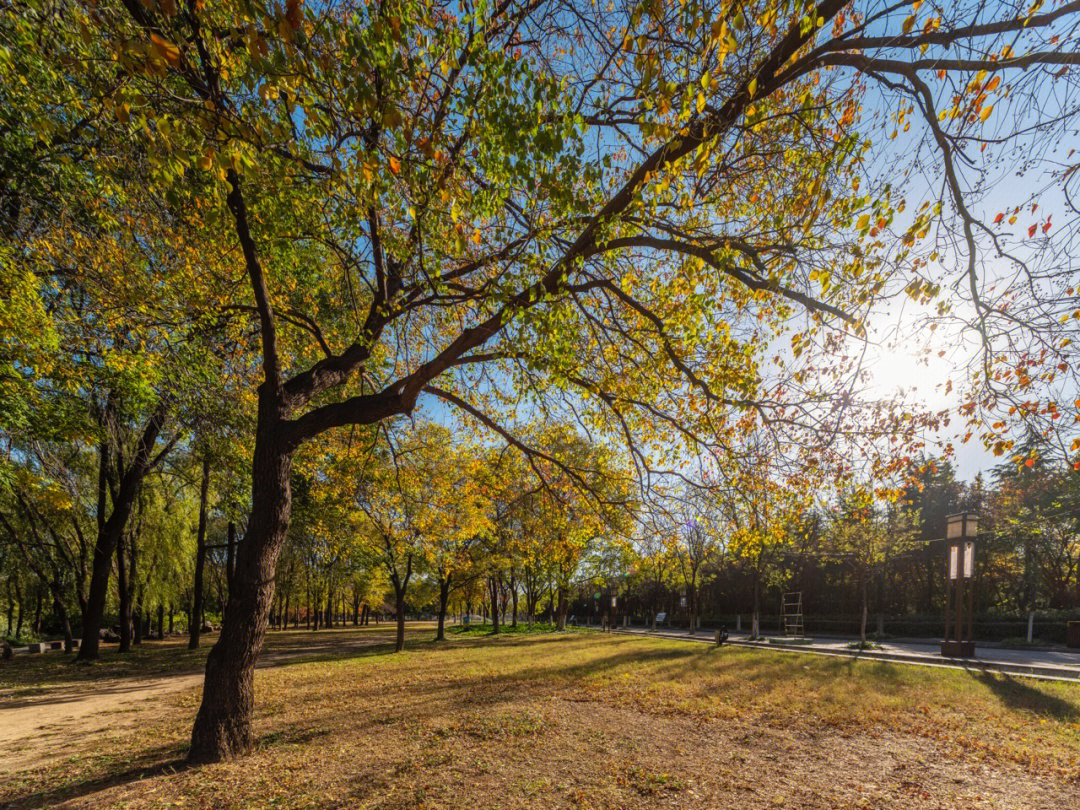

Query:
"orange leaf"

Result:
[[389, 156, 401, 174], [151, 33, 182, 67], [286, 0, 303, 30]]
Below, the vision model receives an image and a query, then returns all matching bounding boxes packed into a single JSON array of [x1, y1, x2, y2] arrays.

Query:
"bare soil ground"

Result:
[[1, 625, 1079, 809]]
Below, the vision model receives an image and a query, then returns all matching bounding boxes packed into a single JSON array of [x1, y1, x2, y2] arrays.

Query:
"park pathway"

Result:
[[0, 627, 404, 770], [614, 625, 1080, 681]]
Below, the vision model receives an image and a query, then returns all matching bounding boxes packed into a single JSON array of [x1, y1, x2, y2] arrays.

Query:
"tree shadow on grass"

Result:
[[974, 671, 1080, 721], [25, 628, 1051, 809], [0, 744, 191, 810]]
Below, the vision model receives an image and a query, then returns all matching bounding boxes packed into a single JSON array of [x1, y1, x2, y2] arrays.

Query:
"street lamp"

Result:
[[942, 512, 978, 658]]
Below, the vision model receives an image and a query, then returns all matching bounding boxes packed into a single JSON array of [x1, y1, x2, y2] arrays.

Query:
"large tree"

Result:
[[8, 0, 1079, 760]]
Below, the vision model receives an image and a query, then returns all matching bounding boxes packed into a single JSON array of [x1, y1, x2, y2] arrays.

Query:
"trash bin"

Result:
[[1068, 622, 1080, 649]]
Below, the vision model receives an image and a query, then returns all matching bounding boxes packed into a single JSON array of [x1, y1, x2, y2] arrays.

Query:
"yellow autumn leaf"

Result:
[[980, 104, 993, 122], [856, 213, 870, 230]]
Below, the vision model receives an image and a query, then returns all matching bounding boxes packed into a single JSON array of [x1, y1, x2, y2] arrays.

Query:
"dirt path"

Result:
[[0, 627, 402, 772], [0, 670, 205, 770]]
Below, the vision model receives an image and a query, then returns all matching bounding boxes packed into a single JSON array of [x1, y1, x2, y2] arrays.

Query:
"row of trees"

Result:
[[2, 0, 1078, 763], [8, 429, 1080, 661]]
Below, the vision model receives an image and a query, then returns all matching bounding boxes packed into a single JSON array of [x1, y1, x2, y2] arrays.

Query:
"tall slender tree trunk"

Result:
[[5, 578, 13, 643], [226, 521, 237, 593], [14, 575, 23, 638], [556, 584, 567, 630], [157, 604, 165, 639], [510, 569, 518, 629], [32, 587, 42, 635], [52, 585, 74, 653], [489, 577, 501, 635], [78, 407, 168, 662], [436, 577, 451, 641], [751, 571, 761, 640], [860, 576, 869, 644], [117, 534, 132, 653], [189, 456, 211, 651], [688, 581, 696, 637], [188, 401, 294, 764], [133, 595, 143, 645], [395, 588, 407, 652], [5, 578, 14, 643], [130, 542, 142, 646]]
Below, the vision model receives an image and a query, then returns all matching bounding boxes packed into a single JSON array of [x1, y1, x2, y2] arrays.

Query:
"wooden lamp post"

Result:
[[942, 512, 978, 658]]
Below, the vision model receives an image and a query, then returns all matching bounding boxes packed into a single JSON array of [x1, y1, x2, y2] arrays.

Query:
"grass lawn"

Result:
[[2, 624, 1079, 808]]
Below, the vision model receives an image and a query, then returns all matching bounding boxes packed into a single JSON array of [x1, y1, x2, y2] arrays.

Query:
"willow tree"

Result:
[[14, 0, 1079, 760]]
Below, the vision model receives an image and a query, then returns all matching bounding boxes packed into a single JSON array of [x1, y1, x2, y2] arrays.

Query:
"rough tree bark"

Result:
[[188, 393, 293, 763]]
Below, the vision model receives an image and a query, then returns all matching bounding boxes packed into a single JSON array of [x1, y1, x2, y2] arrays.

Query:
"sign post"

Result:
[[942, 513, 978, 658]]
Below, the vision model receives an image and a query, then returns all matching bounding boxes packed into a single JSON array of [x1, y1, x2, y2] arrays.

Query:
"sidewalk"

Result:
[[614, 626, 1080, 682]]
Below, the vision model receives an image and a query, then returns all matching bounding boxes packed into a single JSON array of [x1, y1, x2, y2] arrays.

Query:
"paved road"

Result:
[[615, 626, 1080, 680]]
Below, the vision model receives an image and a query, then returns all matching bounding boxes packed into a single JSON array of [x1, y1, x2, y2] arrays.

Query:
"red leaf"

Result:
[[993, 212, 1004, 224], [1028, 224, 1038, 238]]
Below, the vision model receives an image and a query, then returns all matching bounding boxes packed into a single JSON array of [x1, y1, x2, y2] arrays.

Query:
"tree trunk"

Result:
[[117, 534, 132, 653], [510, 570, 518, 629], [688, 587, 696, 637], [14, 575, 23, 638], [168, 603, 175, 634], [131, 541, 142, 646], [5, 578, 13, 639], [133, 596, 143, 645], [489, 577, 501, 635], [52, 586, 74, 653], [436, 577, 451, 642], [78, 408, 168, 662], [556, 584, 567, 630], [32, 586, 42, 635], [226, 520, 237, 593], [751, 572, 761, 639], [157, 603, 165, 639], [189, 456, 211, 651], [187, 403, 294, 764], [395, 588, 406, 652], [860, 577, 868, 644]]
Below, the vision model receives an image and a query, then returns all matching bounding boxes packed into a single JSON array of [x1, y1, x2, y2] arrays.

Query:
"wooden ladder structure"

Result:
[[782, 591, 804, 639]]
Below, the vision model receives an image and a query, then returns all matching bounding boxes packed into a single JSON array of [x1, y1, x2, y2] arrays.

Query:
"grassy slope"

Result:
[[2, 625, 1079, 809]]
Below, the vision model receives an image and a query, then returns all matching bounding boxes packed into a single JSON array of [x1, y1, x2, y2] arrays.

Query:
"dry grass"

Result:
[[2, 624, 1079, 809]]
